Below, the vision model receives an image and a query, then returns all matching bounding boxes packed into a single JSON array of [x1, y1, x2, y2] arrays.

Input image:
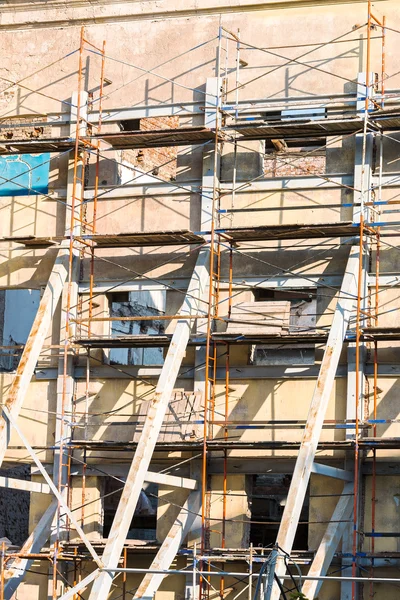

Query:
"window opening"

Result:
[[264, 139, 326, 177], [251, 288, 317, 365], [0, 289, 40, 372], [119, 119, 141, 132], [249, 474, 309, 549], [118, 116, 179, 181], [109, 290, 166, 366], [103, 479, 158, 541], [0, 465, 30, 545]]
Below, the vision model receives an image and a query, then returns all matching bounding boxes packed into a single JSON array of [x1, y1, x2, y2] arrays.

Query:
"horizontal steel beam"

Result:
[[84, 179, 199, 200], [90, 103, 203, 122], [99, 567, 400, 584], [222, 174, 353, 191], [36, 364, 343, 380], [82, 173, 400, 202], [30, 460, 399, 477]]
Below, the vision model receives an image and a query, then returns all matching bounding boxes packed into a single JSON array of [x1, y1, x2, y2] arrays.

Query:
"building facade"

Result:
[[0, 1, 399, 599]]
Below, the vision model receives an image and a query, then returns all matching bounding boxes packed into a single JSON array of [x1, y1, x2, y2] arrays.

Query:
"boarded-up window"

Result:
[[109, 290, 166, 366], [250, 288, 316, 365], [227, 301, 291, 336], [253, 288, 317, 333]]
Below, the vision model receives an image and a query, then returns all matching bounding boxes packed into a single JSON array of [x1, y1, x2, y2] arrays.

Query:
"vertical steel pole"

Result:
[[201, 27, 223, 597]]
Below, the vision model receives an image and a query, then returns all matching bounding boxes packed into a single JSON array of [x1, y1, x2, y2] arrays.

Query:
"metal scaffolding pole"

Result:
[[133, 490, 201, 600], [87, 72, 220, 600], [48, 82, 89, 597], [3, 499, 58, 600], [0, 250, 69, 467], [302, 482, 354, 599], [268, 245, 359, 600], [342, 70, 373, 600], [87, 248, 209, 600]]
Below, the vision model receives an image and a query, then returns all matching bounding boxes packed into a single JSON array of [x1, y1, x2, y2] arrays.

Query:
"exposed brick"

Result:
[[264, 151, 326, 177], [0, 116, 51, 141], [122, 116, 178, 181]]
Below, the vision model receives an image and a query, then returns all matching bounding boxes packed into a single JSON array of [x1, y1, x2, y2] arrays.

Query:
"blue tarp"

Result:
[[0, 153, 50, 196]]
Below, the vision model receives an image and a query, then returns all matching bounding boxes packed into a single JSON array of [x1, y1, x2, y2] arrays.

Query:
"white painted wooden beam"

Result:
[[0, 250, 69, 467], [4, 498, 58, 599], [311, 463, 353, 482], [145, 471, 198, 490], [269, 246, 359, 600], [2, 404, 103, 569], [302, 483, 354, 599], [0, 476, 50, 494], [88, 248, 209, 600], [133, 490, 201, 600], [57, 571, 100, 600], [30, 465, 197, 489]]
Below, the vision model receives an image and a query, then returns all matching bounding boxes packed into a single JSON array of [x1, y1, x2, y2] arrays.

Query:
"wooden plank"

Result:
[[227, 301, 290, 335], [0, 250, 69, 466]]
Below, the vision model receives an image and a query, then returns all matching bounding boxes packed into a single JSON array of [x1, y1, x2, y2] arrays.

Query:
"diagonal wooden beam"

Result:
[[4, 498, 58, 599], [302, 482, 354, 599], [269, 246, 359, 600], [88, 247, 209, 600], [0, 249, 69, 466], [134, 489, 201, 600], [2, 403, 103, 568]]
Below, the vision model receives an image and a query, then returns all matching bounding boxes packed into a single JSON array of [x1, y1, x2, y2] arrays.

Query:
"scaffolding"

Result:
[[1, 1, 400, 599]]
